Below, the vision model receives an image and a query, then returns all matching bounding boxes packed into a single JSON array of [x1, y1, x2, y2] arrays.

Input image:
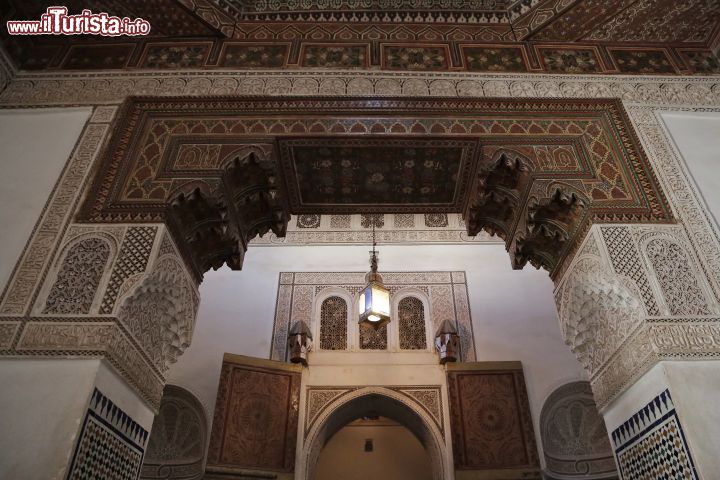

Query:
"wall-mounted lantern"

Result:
[[434, 319, 460, 364], [288, 320, 312, 366]]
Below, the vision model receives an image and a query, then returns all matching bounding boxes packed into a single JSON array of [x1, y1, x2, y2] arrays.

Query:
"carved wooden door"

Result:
[[205, 353, 302, 479], [446, 362, 541, 479]]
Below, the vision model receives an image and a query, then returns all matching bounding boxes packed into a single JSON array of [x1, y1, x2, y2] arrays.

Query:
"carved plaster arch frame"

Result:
[[313, 286, 354, 352], [637, 229, 719, 316], [300, 386, 451, 480], [392, 286, 433, 351], [33, 230, 120, 316]]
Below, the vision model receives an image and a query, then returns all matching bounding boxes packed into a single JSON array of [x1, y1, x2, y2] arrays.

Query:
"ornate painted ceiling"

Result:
[[2, 0, 719, 74], [79, 96, 673, 280], [278, 137, 479, 213]]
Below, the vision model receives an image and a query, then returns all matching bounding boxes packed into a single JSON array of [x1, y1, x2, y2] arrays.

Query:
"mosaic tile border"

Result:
[[67, 388, 149, 480], [611, 389, 698, 480]]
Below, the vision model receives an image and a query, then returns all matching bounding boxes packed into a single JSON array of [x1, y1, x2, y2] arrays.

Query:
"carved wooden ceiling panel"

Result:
[[3, 0, 719, 74], [277, 137, 480, 213], [78, 96, 673, 279]]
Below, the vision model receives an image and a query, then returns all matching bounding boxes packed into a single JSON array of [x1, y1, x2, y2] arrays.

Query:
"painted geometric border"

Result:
[[611, 389, 698, 480], [78, 96, 673, 227]]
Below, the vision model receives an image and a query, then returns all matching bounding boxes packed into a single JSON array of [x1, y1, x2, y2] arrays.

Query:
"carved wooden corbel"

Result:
[[166, 187, 243, 278], [464, 153, 531, 239], [511, 186, 588, 271], [166, 153, 290, 280]]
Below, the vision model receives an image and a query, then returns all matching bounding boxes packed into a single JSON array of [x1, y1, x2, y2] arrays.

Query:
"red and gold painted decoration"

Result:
[[206, 354, 302, 477], [79, 96, 673, 278], [3, 0, 719, 75], [447, 362, 540, 476]]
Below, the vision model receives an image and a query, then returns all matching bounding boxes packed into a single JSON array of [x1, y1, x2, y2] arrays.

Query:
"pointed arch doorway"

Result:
[[302, 388, 449, 480]]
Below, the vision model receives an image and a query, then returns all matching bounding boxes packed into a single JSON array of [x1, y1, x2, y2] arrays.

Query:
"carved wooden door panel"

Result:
[[206, 353, 302, 479], [446, 362, 541, 479]]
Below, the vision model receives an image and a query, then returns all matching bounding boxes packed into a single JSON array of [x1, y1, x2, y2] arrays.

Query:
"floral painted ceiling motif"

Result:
[[3, 0, 719, 74]]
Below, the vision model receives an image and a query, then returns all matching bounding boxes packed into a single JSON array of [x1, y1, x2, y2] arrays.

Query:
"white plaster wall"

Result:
[[315, 424, 432, 480], [95, 360, 156, 429], [167, 243, 586, 464], [661, 111, 720, 230], [664, 361, 720, 480], [0, 107, 92, 293], [0, 358, 100, 480]]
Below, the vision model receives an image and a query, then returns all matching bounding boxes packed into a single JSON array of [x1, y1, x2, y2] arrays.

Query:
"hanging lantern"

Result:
[[358, 220, 390, 330]]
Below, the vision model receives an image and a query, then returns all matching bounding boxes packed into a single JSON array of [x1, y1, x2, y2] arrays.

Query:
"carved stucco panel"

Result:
[[645, 237, 712, 316], [647, 319, 720, 356], [17, 321, 117, 351], [429, 285, 454, 329], [117, 256, 199, 374], [273, 271, 475, 361], [305, 388, 353, 434], [591, 325, 656, 410], [42, 237, 112, 315], [558, 255, 645, 377], [89, 106, 118, 124], [600, 226, 661, 316], [3, 72, 719, 107], [292, 285, 314, 325], [629, 109, 720, 304], [15, 321, 165, 408], [270, 283, 293, 361], [100, 226, 159, 314], [0, 321, 20, 349], [451, 284, 476, 361], [394, 387, 444, 433]]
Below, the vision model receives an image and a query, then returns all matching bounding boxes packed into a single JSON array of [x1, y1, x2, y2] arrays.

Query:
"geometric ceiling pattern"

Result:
[[3, 0, 719, 74], [79, 96, 673, 279]]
